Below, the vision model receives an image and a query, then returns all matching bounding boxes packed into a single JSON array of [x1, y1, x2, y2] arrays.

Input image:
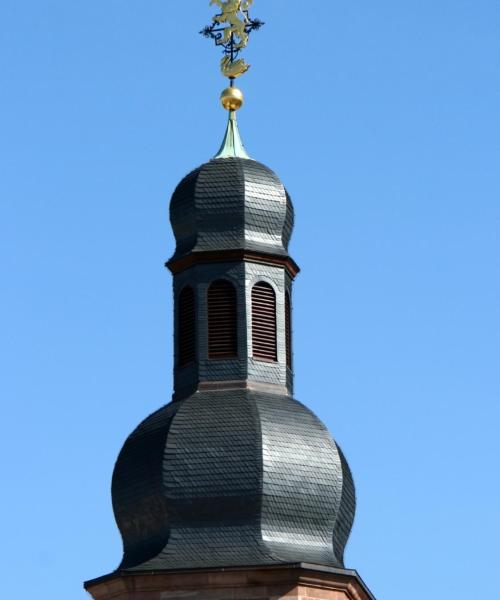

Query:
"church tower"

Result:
[[85, 4, 376, 599]]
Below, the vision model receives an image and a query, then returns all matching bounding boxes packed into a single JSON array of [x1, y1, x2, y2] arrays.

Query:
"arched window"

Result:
[[252, 281, 277, 361], [207, 280, 237, 359], [178, 286, 196, 367], [285, 291, 292, 369]]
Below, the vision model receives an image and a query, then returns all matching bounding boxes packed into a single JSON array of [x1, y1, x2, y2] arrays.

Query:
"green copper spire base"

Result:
[[214, 110, 250, 160]]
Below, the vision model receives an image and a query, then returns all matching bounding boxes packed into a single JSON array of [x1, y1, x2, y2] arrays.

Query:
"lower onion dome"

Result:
[[112, 389, 355, 571]]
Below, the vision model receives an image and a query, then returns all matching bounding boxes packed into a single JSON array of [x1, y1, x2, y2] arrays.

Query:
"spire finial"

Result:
[[201, 1, 262, 157]]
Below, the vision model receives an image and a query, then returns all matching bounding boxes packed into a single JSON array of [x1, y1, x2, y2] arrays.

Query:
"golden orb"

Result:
[[220, 86, 244, 111]]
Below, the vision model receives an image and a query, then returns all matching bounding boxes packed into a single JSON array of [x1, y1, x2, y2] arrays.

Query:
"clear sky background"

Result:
[[1, 1, 499, 599]]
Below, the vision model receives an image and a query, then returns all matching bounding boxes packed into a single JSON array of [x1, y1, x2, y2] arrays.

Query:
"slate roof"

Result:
[[169, 158, 294, 261], [112, 389, 355, 572]]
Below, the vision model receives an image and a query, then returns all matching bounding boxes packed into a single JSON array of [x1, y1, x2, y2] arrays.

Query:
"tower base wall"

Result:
[[85, 564, 375, 600]]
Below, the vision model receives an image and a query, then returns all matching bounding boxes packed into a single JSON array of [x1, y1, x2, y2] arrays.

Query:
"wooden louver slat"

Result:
[[178, 286, 196, 367], [252, 282, 277, 361], [208, 280, 237, 359]]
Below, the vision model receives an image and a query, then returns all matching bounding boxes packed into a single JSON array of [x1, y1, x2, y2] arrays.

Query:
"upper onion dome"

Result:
[[169, 157, 294, 261]]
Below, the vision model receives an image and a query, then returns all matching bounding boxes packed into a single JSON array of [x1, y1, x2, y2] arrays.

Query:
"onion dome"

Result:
[[169, 112, 294, 261], [111, 389, 356, 571]]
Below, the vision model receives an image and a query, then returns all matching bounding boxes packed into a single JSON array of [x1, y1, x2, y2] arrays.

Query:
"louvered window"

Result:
[[252, 281, 277, 361], [208, 280, 237, 359], [178, 286, 196, 366], [285, 291, 292, 368]]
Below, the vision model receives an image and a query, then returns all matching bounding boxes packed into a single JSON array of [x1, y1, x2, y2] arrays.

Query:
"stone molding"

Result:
[[85, 564, 375, 600], [166, 249, 300, 279], [197, 379, 290, 396]]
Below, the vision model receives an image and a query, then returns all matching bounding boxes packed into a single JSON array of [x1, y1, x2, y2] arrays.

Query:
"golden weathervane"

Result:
[[201, 0, 264, 81]]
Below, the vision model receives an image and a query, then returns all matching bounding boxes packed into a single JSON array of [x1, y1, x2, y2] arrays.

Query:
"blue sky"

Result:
[[1, 1, 499, 599]]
